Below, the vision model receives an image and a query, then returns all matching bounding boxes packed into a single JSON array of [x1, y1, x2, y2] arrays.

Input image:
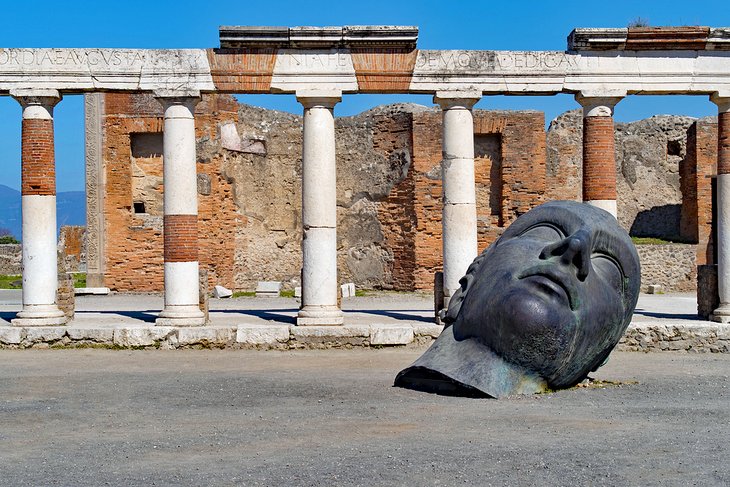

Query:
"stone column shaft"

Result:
[[711, 95, 730, 322], [435, 91, 481, 309], [296, 90, 343, 326], [11, 89, 66, 326], [576, 95, 623, 218], [156, 94, 205, 326]]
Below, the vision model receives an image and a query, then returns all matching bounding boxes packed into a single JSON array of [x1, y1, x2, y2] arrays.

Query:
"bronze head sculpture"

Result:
[[395, 201, 641, 398]]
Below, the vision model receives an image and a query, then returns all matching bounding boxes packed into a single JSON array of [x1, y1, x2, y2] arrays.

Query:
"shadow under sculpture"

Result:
[[395, 201, 641, 398]]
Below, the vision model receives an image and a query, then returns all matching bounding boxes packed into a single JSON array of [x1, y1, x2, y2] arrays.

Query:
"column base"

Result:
[[12, 305, 66, 327], [297, 306, 344, 326], [156, 305, 206, 327], [711, 304, 730, 323]]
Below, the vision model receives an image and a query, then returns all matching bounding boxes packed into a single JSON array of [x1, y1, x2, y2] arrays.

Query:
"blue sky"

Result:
[[0, 0, 727, 192]]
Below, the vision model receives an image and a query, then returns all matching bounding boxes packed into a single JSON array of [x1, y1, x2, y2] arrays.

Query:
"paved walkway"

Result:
[[1, 290, 727, 352], [0, 289, 706, 327]]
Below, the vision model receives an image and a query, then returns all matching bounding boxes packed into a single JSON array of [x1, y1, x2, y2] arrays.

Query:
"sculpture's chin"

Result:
[[481, 289, 578, 380]]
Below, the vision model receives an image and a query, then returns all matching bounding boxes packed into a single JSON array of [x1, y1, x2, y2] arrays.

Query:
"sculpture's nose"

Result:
[[539, 229, 592, 281]]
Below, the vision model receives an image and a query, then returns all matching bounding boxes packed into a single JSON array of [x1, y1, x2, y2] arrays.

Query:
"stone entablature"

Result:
[[569, 27, 730, 51], [2, 25, 730, 96]]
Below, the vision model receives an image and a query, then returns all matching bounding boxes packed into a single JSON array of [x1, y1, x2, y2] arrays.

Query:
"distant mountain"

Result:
[[0, 184, 85, 241]]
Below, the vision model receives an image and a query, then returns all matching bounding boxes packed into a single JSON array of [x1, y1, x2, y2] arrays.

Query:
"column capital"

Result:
[[154, 91, 201, 113], [575, 93, 624, 117], [11, 89, 62, 119], [711, 93, 730, 113], [433, 90, 482, 110], [296, 89, 342, 109]]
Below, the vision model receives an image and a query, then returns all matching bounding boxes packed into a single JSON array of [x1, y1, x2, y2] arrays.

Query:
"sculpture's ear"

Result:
[[442, 250, 488, 327]]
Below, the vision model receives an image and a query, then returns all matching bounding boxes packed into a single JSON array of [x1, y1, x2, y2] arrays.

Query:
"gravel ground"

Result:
[[0, 348, 728, 486]]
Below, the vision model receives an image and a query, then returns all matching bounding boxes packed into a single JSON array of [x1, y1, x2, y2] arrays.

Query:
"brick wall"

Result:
[[102, 93, 238, 292], [410, 110, 546, 289], [683, 121, 717, 265]]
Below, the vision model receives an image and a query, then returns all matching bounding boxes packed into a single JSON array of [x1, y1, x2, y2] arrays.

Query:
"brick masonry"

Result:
[[21, 118, 55, 196], [582, 115, 616, 201]]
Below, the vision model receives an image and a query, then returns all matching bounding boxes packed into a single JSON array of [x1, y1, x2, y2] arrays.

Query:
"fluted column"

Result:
[[296, 90, 343, 326], [11, 89, 66, 326], [434, 90, 481, 310], [155, 93, 205, 327], [575, 94, 623, 218], [711, 95, 730, 323]]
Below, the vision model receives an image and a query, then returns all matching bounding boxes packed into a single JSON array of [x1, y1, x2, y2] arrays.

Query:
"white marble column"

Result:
[[575, 94, 623, 218], [296, 90, 343, 326], [11, 89, 66, 326], [434, 90, 481, 310], [711, 95, 730, 323], [155, 93, 205, 326]]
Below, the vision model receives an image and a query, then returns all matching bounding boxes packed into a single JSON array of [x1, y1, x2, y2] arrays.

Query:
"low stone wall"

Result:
[[636, 243, 696, 292], [0, 323, 442, 350], [0, 244, 21, 275], [619, 322, 730, 353]]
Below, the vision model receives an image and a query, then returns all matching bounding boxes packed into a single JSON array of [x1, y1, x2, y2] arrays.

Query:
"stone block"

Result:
[[412, 323, 443, 338], [340, 282, 356, 298], [646, 284, 663, 294], [294, 287, 302, 298], [178, 327, 235, 346], [67, 328, 115, 342], [113, 327, 175, 347], [220, 123, 242, 151], [0, 327, 22, 345], [256, 281, 281, 297], [236, 324, 290, 345], [213, 285, 233, 298], [25, 327, 67, 343], [291, 325, 369, 339], [370, 325, 414, 345], [74, 287, 111, 295]]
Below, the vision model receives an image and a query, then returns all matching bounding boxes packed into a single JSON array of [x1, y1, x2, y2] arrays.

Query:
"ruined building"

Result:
[[85, 92, 718, 295]]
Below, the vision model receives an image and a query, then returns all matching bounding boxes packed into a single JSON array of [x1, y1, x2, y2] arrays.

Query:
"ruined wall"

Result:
[[637, 244, 698, 292], [102, 93, 238, 292], [96, 93, 716, 293], [683, 119, 717, 265], [546, 110, 699, 239], [0, 244, 21, 275], [99, 95, 547, 292], [411, 110, 546, 289]]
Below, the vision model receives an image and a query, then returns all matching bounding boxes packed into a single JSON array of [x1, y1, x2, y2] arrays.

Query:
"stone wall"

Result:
[[636, 243, 697, 292], [98, 94, 549, 292], [546, 110, 701, 239], [0, 244, 21, 275], [94, 94, 718, 293]]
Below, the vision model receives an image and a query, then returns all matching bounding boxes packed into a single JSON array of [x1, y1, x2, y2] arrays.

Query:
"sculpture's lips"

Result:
[[518, 266, 577, 311]]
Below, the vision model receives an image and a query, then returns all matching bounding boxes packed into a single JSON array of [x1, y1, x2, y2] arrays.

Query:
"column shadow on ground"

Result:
[[348, 309, 435, 323], [76, 310, 160, 323], [0, 312, 15, 322], [632, 309, 701, 321], [214, 309, 298, 324]]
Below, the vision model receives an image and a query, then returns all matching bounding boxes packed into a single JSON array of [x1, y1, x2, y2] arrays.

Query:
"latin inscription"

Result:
[[415, 50, 579, 72], [0, 49, 205, 69], [284, 52, 351, 68]]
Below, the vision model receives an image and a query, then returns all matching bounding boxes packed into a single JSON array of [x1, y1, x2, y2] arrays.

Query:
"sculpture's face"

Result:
[[454, 201, 639, 388]]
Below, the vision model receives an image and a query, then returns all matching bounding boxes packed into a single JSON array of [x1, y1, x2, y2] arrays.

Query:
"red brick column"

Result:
[[575, 95, 623, 218], [10, 89, 66, 326], [711, 95, 730, 322]]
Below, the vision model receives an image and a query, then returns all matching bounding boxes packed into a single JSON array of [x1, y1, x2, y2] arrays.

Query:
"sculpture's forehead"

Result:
[[502, 202, 636, 262]]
